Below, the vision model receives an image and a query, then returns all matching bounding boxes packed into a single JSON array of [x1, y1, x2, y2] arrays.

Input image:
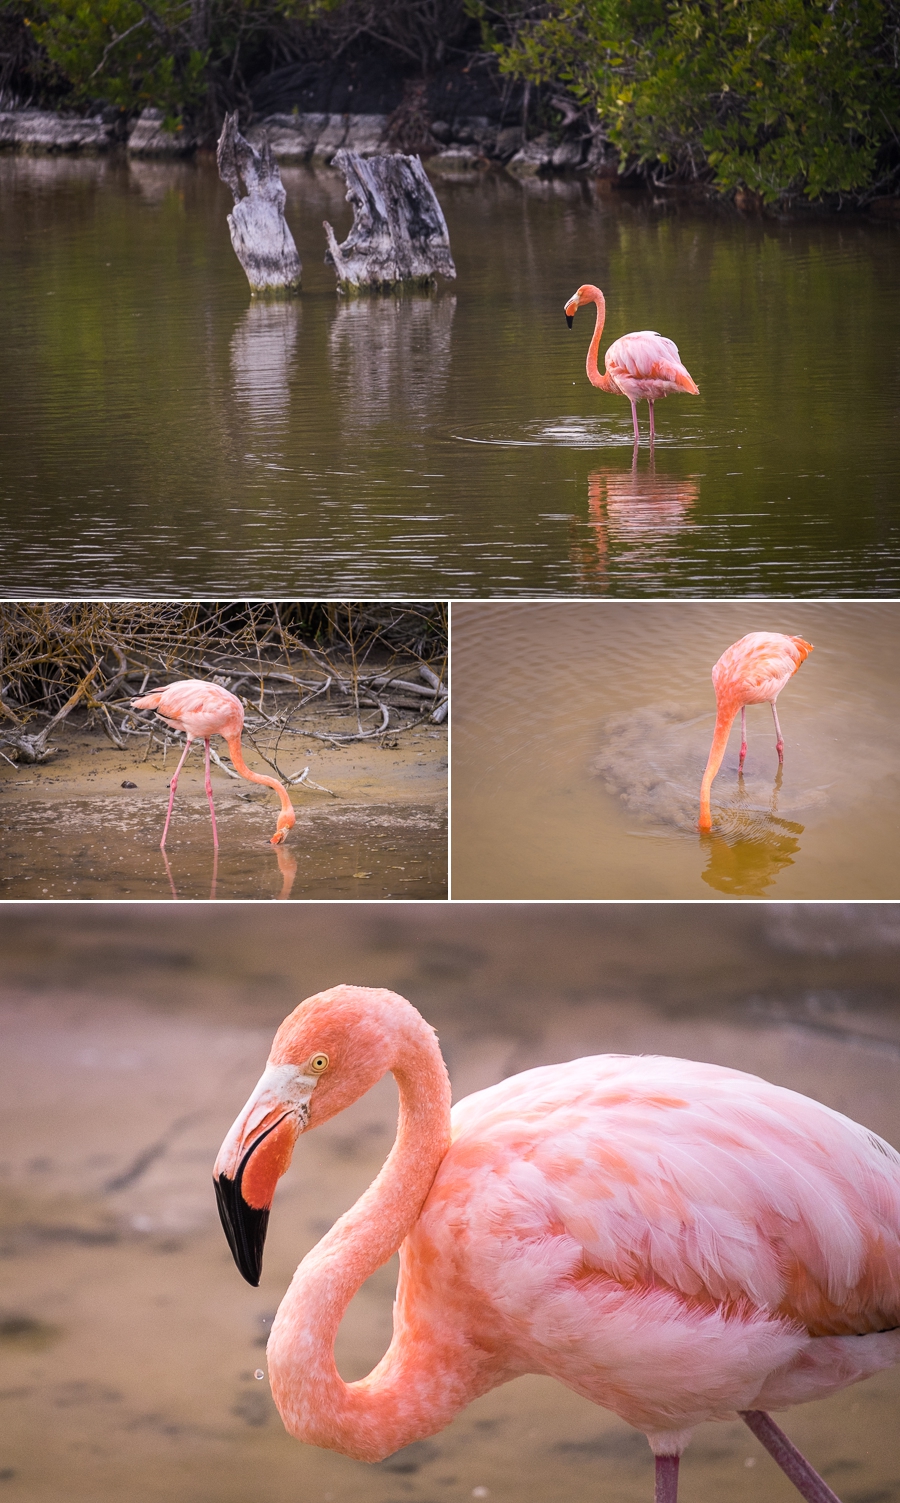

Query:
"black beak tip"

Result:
[[565, 313, 573, 328], [214, 1172, 269, 1287]]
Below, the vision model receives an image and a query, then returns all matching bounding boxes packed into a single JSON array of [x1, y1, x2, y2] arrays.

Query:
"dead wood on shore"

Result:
[[0, 603, 448, 767]]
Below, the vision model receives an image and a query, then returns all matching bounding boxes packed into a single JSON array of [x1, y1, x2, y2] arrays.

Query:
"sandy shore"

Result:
[[0, 719, 447, 899]]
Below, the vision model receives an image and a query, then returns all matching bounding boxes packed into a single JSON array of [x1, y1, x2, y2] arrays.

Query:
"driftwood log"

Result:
[[217, 112, 301, 294], [324, 151, 456, 291]]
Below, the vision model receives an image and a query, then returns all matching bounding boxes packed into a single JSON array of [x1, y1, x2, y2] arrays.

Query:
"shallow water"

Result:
[[451, 601, 900, 898], [0, 796, 446, 899], [0, 156, 898, 596], [0, 720, 447, 900]]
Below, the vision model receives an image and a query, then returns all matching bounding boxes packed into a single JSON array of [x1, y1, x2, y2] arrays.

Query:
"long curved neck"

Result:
[[585, 289, 607, 388], [699, 698, 737, 830], [225, 733, 295, 835], [268, 1025, 468, 1461]]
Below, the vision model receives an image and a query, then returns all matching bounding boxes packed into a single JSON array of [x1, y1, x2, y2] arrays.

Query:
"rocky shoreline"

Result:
[[2, 104, 898, 212], [0, 104, 607, 180]]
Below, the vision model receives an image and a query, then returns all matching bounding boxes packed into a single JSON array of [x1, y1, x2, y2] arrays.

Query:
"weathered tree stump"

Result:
[[216, 112, 301, 294], [324, 151, 456, 291]]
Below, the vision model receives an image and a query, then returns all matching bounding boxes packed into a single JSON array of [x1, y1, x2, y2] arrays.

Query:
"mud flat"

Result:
[[0, 720, 447, 899], [1, 904, 900, 1503]]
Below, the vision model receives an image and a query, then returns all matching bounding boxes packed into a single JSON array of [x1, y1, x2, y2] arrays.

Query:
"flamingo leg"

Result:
[[160, 735, 193, 850], [630, 400, 640, 444], [738, 705, 748, 773], [771, 699, 785, 763], [203, 737, 220, 849], [740, 1411, 842, 1503], [648, 400, 656, 446], [654, 1455, 679, 1503]]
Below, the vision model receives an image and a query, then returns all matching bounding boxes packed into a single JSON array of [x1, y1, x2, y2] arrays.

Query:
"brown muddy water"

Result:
[[450, 601, 900, 899], [1, 903, 900, 1503], [0, 156, 898, 597], [0, 723, 447, 899]]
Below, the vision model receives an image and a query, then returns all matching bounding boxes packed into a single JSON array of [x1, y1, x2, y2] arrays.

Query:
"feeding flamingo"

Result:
[[214, 984, 900, 1503], [565, 285, 699, 444], [131, 679, 295, 848], [699, 632, 813, 832]]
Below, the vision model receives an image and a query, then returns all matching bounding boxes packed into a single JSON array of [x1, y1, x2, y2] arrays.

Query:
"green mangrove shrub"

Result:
[[479, 0, 900, 201]]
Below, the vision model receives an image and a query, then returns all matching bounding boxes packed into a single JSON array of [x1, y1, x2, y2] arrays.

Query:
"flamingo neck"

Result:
[[267, 1021, 466, 1461], [585, 288, 607, 388], [699, 697, 738, 831], [225, 734, 295, 837]]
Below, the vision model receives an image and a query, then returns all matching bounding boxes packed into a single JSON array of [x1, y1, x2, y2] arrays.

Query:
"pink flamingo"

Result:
[[131, 679, 295, 848], [565, 285, 699, 444], [214, 984, 900, 1503], [699, 632, 814, 832]]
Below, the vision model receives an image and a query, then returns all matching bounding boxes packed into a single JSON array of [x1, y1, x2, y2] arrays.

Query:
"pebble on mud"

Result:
[[121, 781, 137, 788]]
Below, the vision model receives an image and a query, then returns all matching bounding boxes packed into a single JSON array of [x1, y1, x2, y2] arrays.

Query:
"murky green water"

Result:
[[0, 155, 897, 596], [451, 601, 900, 898]]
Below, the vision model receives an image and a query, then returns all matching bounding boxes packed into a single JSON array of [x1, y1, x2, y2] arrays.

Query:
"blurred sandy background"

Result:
[[2, 903, 900, 1503]]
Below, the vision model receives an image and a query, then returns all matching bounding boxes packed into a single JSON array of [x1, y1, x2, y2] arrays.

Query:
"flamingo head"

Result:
[[213, 985, 413, 1284], [564, 284, 603, 328]]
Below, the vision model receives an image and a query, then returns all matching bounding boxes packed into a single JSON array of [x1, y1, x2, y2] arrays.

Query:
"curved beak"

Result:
[[213, 1063, 318, 1286], [564, 295, 579, 328], [566, 312, 574, 328]]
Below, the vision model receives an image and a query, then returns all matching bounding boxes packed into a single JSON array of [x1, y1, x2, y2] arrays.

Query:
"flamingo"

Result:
[[131, 679, 295, 848], [699, 632, 814, 832], [214, 984, 900, 1503], [564, 285, 699, 444]]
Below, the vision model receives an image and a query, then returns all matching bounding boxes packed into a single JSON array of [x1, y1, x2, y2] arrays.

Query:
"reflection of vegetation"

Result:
[[479, 0, 900, 203]]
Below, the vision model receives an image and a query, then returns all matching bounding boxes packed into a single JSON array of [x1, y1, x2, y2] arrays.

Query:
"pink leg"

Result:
[[655, 1455, 679, 1503], [771, 699, 784, 763], [630, 400, 640, 443], [740, 1411, 842, 1503], [160, 736, 193, 850], [648, 400, 656, 445], [203, 738, 219, 849], [738, 705, 747, 773]]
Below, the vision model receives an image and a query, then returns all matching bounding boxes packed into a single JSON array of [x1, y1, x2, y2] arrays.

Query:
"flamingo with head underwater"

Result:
[[214, 984, 900, 1503], [565, 285, 699, 444], [131, 679, 295, 848], [699, 632, 813, 832]]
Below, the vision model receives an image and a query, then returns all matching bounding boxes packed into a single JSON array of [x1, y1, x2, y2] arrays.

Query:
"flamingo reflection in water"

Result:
[[159, 842, 297, 901], [572, 455, 700, 586], [699, 768, 805, 896]]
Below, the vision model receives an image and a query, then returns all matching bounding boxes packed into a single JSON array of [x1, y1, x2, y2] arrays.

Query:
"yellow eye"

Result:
[[309, 1053, 329, 1074]]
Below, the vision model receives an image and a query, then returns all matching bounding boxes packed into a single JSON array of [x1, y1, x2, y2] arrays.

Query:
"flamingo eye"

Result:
[[308, 1053, 329, 1074]]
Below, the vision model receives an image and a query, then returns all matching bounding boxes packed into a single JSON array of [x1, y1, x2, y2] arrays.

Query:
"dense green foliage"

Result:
[[2, 0, 470, 121], [479, 0, 900, 200]]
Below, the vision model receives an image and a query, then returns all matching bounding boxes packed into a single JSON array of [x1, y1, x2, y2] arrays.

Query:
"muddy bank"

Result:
[[0, 719, 446, 899], [1, 904, 900, 1503]]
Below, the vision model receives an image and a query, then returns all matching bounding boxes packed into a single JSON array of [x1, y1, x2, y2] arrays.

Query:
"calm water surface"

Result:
[[451, 601, 900, 898], [0, 156, 897, 596]]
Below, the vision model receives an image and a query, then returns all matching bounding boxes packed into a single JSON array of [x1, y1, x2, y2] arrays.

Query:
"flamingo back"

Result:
[[411, 1056, 900, 1348], [711, 632, 813, 707], [132, 679, 244, 740], [604, 332, 700, 399]]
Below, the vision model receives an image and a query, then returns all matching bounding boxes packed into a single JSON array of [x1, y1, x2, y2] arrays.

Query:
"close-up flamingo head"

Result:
[[213, 985, 424, 1284]]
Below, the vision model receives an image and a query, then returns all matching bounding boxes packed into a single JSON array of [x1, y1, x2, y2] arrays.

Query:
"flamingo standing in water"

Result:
[[131, 679, 295, 848], [214, 984, 900, 1503], [699, 632, 813, 832], [565, 285, 699, 444]]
